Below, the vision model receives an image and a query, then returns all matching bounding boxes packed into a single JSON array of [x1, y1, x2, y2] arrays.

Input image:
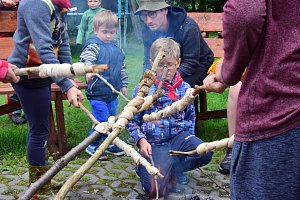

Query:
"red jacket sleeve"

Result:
[[0, 60, 8, 81]]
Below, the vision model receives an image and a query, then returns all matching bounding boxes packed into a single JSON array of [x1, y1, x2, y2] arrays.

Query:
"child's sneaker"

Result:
[[85, 145, 108, 161], [106, 144, 125, 156]]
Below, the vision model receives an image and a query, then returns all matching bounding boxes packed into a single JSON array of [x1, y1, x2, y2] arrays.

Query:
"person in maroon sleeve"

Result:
[[203, 0, 300, 199], [0, 60, 19, 83]]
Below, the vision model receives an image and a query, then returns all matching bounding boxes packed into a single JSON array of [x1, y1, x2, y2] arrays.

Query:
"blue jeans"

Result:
[[230, 126, 300, 200], [12, 83, 51, 166], [137, 131, 213, 198], [88, 99, 118, 147]]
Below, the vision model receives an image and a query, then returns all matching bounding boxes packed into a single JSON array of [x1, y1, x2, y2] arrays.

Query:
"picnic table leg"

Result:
[[48, 104, 61, 160], [55, 93, 69, 157]]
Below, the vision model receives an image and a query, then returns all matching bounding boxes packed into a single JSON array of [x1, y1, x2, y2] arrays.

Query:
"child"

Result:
[[80, 10, 128, 160], [126, 38, 213, 198], [7, 0, 84, 192], [76, 0, 104, 45]]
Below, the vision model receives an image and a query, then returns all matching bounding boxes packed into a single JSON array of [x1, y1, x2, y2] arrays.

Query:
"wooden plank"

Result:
[[0, 78, 86, 95], [0, 101, 21, 116], [188, 12, 223, 32], [204, 38, 224, 58], [0, 37, 14, 60], [0, 82, 15, 94], [197, 109, 227, 120], [0, 10, 17, 32]]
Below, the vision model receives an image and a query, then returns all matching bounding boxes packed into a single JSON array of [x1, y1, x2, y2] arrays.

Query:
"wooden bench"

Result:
[[0, 9, 87, 160], [187, 12, 227, 120]]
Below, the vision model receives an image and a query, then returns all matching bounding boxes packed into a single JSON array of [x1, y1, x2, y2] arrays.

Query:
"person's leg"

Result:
[[137, 143, 173, 198], [171, 132, 213, 175], [219, 81, 241, 174], [105, 98, 124, 155], [7, 93, 27, 125], [88, 100, 110, 146], [230, 126, 300, 200], [85, 100, 110, 159], [12, 83, 51, 166]]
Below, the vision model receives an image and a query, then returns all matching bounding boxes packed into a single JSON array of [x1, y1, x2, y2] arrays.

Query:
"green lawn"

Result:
[[0, 36, 228, 166]]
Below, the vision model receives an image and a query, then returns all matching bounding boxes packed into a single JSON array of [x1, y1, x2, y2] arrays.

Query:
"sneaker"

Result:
[[127, 137, 136, 146], [219, 148, 232, 175], [9, 114, 27, 125], [85, 145, 108, 161], [106, 144, 125, 156], [177, 172, 189, 185]]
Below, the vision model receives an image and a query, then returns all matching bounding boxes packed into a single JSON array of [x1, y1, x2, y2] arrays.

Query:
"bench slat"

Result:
[[204, 38, 224, 58], [188, 12, 223, 32], [0, 10, 17, 32], [0, 37, 14, 60]]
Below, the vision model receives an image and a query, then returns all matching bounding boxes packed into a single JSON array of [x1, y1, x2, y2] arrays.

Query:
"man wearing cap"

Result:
[[135, 0, 214, 88]]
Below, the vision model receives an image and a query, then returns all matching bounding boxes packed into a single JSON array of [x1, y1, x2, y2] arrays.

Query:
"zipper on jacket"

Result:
[[89, 78, 98, 94]]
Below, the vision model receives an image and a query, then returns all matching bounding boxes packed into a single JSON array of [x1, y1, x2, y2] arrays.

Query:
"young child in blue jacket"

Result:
[[80, 10, 128, 160]]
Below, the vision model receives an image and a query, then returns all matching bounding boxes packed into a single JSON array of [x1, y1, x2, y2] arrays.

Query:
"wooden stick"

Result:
[[193, 85, 206, 96], [14, 63, 108, 77], [151, 48, 166, 73], [19, 130, 103, 200], [54, 61, 160, 199], [93, 74, 130, 102], [169, 135, 234, 156]]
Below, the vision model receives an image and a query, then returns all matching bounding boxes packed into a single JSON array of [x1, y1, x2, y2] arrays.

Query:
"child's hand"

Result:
[[138, 138, 152, 158], [85, 73, 94, 83], [121, 87, 128, 97]]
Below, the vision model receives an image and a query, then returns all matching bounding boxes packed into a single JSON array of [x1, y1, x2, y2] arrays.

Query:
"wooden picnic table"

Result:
[[0, 78, 87, 160]]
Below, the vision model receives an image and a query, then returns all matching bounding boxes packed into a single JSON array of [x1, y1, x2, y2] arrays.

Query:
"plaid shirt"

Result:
[[127, 79, 195, 145]]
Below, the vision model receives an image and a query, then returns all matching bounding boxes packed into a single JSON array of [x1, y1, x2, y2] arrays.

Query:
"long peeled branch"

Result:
[[14, 62, 108, 78], [19, 129, 105, 200], [170, 135, 234, 156], [54, 50, 166, 200], [79, 104, 164, 178], [94, 119, 163, 178]]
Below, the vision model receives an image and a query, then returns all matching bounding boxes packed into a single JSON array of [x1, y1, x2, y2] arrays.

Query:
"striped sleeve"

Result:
[[79, 44, 100, 65], [121, 61, 128, 87]]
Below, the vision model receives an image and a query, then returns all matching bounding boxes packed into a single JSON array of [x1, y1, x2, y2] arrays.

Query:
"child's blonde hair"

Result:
[[150, 38, 180, 62], [93, 10, 118, 30]]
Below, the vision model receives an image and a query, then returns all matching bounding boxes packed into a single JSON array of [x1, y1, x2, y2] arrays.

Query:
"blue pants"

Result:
[[137, 131, 213, 198], [88, 99, 118, 147], [12, 83, 51, 166], [230, 125, 300, 200]]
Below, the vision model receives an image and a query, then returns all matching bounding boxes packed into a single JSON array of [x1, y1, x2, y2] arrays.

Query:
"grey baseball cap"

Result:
[[135, 0, 170, 15]]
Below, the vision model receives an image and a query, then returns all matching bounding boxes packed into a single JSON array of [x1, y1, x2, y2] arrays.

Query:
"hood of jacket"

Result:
[[167, 6, 187, 30]]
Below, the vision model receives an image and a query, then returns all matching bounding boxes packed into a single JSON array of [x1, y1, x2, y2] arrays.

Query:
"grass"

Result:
[[0, 35, 228, 168]]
